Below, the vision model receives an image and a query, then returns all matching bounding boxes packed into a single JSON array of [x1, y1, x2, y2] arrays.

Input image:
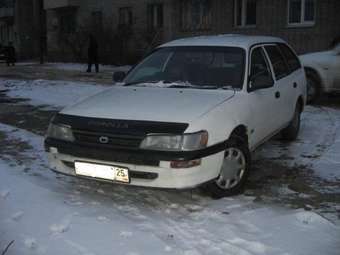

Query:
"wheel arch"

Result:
[[297, 95, 305, 112], [304, 66, 324, 88], [229, 125, 249, 147]]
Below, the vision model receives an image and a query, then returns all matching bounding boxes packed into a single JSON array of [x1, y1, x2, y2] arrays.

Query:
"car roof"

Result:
[[159, 34, 286, 49]]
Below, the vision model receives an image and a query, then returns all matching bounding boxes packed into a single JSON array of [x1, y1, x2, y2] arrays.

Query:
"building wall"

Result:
[[44, 0, 340, 63], [45, 0, 174, 63], [0, 0, 14, 47], [1, 0, 44, 60], [172, 0, 340, 54]]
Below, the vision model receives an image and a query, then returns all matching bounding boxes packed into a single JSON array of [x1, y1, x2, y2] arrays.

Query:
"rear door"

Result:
[[264, 45, 296, 127]]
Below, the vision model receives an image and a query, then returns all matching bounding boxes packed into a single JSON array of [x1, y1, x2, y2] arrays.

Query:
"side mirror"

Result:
[[248, 72, 273, 92], [113, 71, 126, 83]]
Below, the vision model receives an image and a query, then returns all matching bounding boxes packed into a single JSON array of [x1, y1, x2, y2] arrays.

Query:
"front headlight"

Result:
[[140, 131, 208, 151], [46, 123, 75, 142]]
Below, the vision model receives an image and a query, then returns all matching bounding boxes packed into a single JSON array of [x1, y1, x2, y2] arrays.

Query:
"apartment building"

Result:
[[0, 0, 45, 59], [41, 0, 340, 64]]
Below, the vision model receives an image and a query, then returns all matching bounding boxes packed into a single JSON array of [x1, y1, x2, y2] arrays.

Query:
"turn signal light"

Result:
[[170, 159, 201, 169]]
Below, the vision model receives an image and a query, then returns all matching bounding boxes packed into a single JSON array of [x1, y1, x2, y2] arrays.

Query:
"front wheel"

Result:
[[205, 137, 251, 198], [306, 70, 321, 104]]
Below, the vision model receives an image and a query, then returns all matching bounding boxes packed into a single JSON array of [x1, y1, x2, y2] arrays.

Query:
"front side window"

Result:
[[250, 47, 273, 88], [288, 0, 315, 25], [180, 0, 212, 31], [234, 0, 257, 27], [264, 45, 290, 80], [125, 47, 245, 89]]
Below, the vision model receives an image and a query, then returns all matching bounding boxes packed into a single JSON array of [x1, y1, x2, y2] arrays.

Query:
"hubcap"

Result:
[[216, 148, 246, 190]]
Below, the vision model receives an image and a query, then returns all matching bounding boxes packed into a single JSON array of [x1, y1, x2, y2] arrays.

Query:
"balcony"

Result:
[[0, 7, 13, 18], [44, 0, 80, 10]]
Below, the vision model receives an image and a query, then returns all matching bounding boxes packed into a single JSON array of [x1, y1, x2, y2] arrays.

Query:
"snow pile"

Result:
[[45, 62, 131, 73], [0, 79, 108, 108], [0, 123, 340, 255]]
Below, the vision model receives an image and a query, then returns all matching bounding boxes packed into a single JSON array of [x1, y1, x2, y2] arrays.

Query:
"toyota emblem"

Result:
[[99, 136, 109, 144]]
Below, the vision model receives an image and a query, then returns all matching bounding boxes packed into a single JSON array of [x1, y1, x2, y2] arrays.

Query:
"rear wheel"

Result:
[[206, 136, 251, 198], [306, 69, 321, 104], [281, 103, 301, 141]]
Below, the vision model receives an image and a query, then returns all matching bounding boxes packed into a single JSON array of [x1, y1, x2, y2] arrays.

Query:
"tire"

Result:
[[281, 103, 301, 141], [205, 136, 251, 198], [306, 70, 321, 104]]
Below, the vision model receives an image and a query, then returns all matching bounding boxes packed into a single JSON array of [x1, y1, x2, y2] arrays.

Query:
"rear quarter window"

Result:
[[278, 43, 301, 72], [264, 45, 290, 80]]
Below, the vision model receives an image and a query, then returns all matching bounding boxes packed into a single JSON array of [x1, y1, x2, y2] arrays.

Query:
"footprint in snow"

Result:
[[169, 203, 179, 209], [164, 246, 172, 252], [0, 189, 10, 199], [11, 211, 24, 221], [50, 222, 70, 234], [90, 201, 101, 206], [97, 216, 109, 222], [24, 238, 37, 249], [185, 204, 203, 212], [120, 231, 133, 238], [97, 188, 105, 194]]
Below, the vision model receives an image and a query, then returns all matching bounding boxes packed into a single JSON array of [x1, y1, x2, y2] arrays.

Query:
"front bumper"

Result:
[[45, 138, 225, 189]]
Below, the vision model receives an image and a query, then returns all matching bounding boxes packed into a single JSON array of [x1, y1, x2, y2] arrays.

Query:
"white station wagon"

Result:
[[45, 35, 307, 197]]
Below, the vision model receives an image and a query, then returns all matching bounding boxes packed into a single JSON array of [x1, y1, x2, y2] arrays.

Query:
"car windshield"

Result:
[[124, 46, 246, 89]]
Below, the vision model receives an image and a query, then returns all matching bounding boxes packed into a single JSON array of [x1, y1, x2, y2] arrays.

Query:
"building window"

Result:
[[147, 4, 163, 30], [58, 8, 77, 34], [119, 7, 133, 26], [92, 11, 103, 30], [180, 0, 212, 31], [234, 0, 257, 27], [288, 0, 315, 26]]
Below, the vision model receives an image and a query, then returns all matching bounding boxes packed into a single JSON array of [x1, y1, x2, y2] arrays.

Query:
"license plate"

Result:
[[74, 161, 130, 183]]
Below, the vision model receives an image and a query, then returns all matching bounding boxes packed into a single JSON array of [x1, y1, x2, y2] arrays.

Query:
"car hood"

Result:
[[61, 86, 235, 123]]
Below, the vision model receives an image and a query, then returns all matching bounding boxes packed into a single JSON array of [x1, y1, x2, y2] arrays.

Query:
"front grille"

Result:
[[73, 130, 144, 149]]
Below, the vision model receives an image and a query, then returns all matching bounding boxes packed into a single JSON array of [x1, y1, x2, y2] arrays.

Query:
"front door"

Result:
[[246, 46, 278, 148]]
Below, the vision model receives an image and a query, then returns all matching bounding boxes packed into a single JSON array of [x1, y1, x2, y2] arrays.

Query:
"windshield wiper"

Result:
[[124, 81, 160, 86], [168, 84, 235, 90]]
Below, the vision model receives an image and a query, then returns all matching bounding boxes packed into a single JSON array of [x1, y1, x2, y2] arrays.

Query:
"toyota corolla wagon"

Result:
[[45, 34, 306, 197]]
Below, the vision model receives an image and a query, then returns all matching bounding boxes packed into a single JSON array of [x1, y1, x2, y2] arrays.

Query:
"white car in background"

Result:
[[45, 35, 306, 198], [300, 43, 340, 103]]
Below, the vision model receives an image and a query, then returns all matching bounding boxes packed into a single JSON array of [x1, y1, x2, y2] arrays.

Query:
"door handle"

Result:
[[275, 91, 280, 98], [293, 82, 297, 88]]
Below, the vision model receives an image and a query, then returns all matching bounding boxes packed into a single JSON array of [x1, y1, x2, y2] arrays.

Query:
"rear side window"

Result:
[[264, 45, 290, 80], [278, 43, 301, 72], [250, 47, 274, 88]]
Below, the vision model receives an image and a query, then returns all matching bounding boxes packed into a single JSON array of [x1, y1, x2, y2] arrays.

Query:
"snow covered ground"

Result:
[[0, 79, 107, 109], [1, 78, 340, 255]]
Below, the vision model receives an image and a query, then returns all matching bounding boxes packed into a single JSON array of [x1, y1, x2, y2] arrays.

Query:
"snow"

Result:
[[1, 78, 340, 254], [0, 122, 340, 255], [258, 106, 340, 182], [44, 62, 131, 73], [0, 79, 108, 109]]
